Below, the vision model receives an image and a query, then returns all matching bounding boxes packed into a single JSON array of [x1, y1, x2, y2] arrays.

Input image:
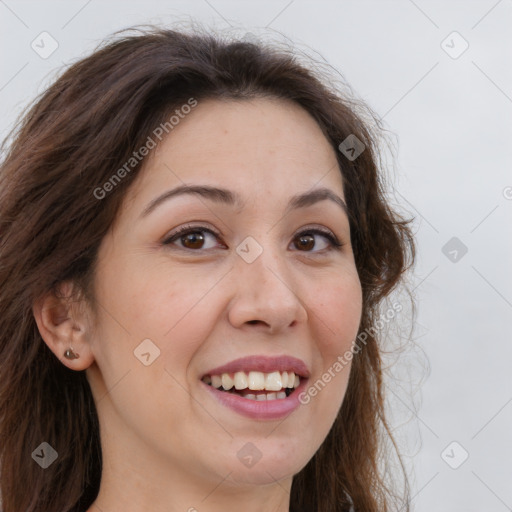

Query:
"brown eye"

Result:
[[163, 226, 223, 251], [295, 234, 315, 251], [163, 225, 343, 254], [181, 231, 205, 249], [292, 229, 342, 252]]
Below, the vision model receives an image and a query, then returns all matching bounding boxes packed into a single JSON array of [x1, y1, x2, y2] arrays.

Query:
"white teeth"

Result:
[[203, 370, 303, 392], [248, 371, 266, 390], [239, 390, 288, 401], [265, 371, 282, 391], [234, 371, 248, 390], [221, 373, 234, 391]]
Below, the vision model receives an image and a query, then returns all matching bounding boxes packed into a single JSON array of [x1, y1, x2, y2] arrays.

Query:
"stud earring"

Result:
[[63, 347, 80, 359]]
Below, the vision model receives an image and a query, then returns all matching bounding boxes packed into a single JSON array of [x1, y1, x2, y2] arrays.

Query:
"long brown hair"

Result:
[[0, 25, 414, 511]]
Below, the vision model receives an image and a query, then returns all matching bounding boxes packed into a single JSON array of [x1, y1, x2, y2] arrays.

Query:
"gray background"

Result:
[[1, 1, 511, 510]]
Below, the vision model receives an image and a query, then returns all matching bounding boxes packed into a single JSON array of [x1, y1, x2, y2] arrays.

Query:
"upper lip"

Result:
[[202, 355, 311, 379]]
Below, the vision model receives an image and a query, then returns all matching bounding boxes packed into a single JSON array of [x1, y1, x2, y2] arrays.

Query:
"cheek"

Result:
[[92, 255, 209, 378], [309, 271, 363, 354], [105, 257, 211, 333], [120, 265, 225, 367], [89, 261, 218, 442], [302, 271, 362, 405]]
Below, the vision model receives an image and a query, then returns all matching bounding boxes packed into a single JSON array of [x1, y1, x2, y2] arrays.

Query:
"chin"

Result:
[[221, 441, 310, 486], [228, 463, 298, 486]]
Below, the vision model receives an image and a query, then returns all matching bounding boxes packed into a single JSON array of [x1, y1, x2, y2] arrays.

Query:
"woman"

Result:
[[0, 26, 414, 511]]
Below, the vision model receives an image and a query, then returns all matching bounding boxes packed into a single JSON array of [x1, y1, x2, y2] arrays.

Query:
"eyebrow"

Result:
[[140, 184, 349, 219]]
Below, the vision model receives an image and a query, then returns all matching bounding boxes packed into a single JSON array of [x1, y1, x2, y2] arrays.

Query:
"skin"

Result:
[[34, 97, 363, 512]]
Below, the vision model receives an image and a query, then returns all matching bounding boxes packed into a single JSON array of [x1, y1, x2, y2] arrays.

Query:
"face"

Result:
[[85, 97, 362, 490]]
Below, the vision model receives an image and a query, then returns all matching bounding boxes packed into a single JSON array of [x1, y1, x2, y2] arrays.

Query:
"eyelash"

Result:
[[162, 224, 344, 253]]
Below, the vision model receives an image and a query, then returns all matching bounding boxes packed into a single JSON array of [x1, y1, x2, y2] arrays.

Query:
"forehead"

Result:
[[123, 97, 345, 214]]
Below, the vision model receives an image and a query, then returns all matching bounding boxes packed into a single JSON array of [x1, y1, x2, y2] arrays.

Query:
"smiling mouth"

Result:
[[201, 370, 301, 400]]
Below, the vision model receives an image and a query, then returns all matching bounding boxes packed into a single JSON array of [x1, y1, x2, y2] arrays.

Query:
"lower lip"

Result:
[[200, 378, 309, 420]]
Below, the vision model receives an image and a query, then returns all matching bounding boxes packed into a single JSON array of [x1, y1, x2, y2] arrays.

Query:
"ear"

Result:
[[32, 280, 95, 370]]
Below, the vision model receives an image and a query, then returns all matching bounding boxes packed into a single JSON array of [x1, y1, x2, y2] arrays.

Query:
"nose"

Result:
[[227, 243, 308, 334]]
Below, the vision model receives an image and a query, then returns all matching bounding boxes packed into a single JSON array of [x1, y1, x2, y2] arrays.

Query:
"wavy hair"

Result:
[[0, 25, 414, 511]]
